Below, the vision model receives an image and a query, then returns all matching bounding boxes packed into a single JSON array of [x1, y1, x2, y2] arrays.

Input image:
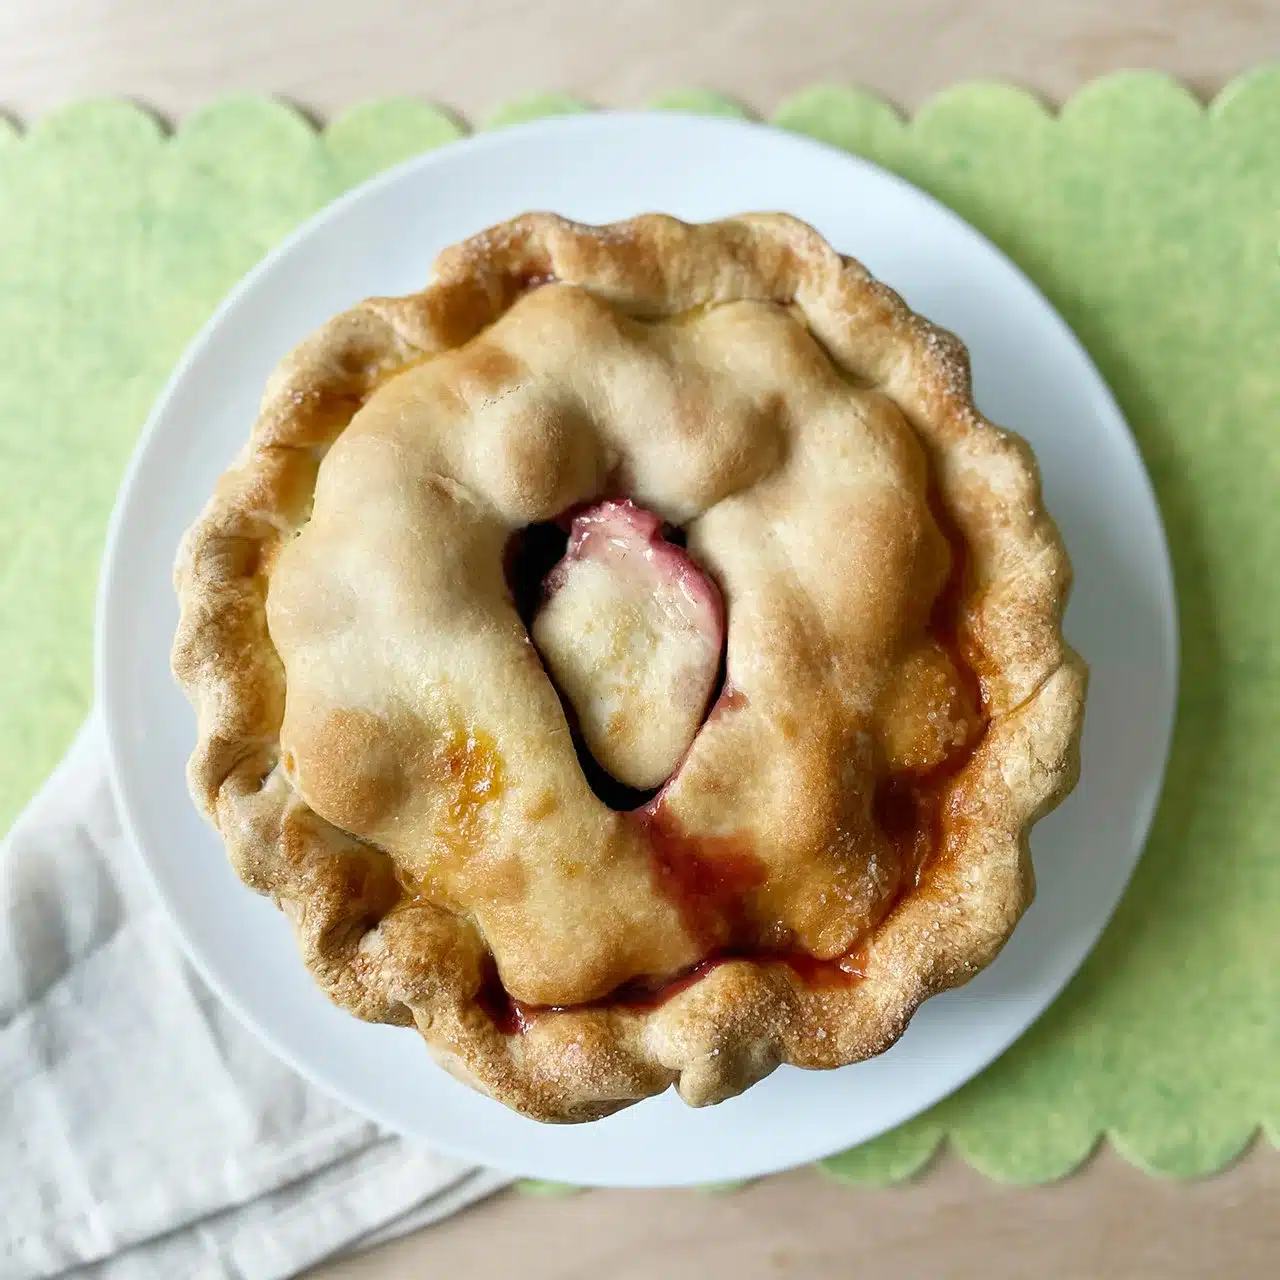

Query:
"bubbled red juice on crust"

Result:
[[632, 800, 767, 954]]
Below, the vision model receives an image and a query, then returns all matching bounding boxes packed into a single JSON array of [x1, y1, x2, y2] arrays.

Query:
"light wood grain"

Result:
[[0, 0, 1276, 123], [319, 1146, 1280, 1280], [5, 1, 1276, 1276]]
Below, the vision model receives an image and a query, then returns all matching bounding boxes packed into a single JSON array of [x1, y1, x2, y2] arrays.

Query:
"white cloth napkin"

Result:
[[0, 716, 510, 1280]]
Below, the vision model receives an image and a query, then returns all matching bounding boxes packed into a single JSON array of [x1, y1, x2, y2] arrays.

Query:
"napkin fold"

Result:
[[0, 716, 509, 1280]]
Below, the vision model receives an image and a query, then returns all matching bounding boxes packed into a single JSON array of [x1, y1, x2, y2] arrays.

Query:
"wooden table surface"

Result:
[[4, 2, 1276, 1277]]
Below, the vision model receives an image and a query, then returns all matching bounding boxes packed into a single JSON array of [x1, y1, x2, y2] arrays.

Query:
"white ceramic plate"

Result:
[[97, 113, 1177, 1188]]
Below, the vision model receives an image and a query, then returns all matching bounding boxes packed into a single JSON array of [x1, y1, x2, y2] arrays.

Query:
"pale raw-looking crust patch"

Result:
[[173, 213, 1086, 1123]]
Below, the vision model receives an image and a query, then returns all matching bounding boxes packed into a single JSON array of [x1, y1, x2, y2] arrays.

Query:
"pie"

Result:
[[173, 213, 1086, 1123]]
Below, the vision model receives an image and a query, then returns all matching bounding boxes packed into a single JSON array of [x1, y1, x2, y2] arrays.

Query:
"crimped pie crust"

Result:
[[173, 213, 1085, 1122]]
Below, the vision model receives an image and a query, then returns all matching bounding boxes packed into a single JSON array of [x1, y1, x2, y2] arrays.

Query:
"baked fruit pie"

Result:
[[173, 213, 1086, 1122]]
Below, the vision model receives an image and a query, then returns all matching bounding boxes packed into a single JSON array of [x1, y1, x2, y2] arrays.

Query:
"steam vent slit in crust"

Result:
[[174, 213, 1086, 1122]]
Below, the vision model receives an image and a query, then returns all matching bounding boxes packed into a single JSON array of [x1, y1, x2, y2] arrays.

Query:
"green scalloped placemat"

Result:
[[1, 71, 1277, 1185]]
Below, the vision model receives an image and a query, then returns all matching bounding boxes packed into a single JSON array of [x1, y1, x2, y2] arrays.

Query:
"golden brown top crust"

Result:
[[173, 213, 1085, 1122]]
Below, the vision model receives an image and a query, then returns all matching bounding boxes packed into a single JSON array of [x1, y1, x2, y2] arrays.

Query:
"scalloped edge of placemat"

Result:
[[3, 65, 1277, 150]]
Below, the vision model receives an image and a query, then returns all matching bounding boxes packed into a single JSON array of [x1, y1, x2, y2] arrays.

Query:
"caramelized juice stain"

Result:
[[397, 721, 506, 905], [632, 802, 768, 953], [924, 477, 986, 718], [435, 723, 505, 829], [868, 474, 990, 888]]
